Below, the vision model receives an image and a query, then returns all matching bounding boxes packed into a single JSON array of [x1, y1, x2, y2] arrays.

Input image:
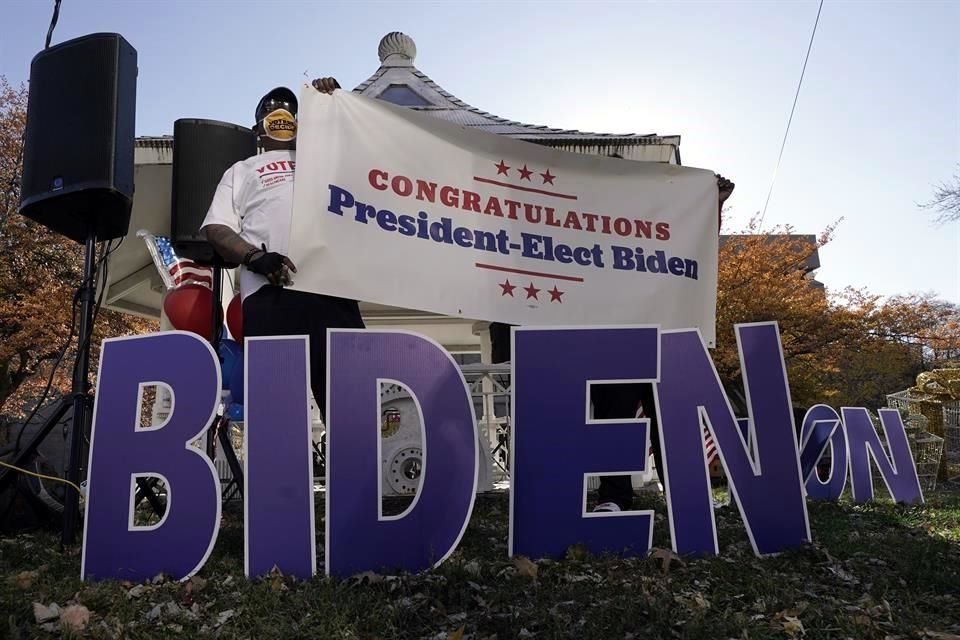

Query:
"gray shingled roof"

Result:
[[137, 32, 680, 162], [354, 33, 680, 150]]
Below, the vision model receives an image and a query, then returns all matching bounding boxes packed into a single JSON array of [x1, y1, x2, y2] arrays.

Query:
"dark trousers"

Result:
[[591, 383, 663, 510], [243, 286, 365, 418], [490, 322, 664, 511]]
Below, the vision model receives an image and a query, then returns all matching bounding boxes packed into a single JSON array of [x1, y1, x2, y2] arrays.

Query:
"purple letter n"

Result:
[[657, 323, 810, 557], [843, 407, 923, 504], [82, 332, 221, 581]]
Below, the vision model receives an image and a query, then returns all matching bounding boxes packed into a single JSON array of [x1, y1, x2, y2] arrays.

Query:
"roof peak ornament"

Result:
[[378, 32, 417, 66]]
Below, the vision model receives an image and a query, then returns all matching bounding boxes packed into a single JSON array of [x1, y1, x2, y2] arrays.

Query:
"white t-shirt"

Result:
[[200, 149, 296, 300]]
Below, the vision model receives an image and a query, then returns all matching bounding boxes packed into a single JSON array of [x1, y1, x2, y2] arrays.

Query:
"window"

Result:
[[377, 85, 432, 107]]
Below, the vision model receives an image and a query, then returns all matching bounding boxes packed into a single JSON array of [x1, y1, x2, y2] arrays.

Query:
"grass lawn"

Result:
[[2, 487, 959, 639]]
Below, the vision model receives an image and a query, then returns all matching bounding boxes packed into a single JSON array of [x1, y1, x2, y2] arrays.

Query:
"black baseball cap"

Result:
[[254, 86, 298, 124]]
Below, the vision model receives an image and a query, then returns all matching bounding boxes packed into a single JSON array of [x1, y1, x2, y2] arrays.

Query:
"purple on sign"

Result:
[[244, 337, 316, 579], [510, 326, 659, 560], [799, 404, 845, 500], [326, 330, 478, 576], [82, 332, 221, 582], [80, 324, 925, 581]]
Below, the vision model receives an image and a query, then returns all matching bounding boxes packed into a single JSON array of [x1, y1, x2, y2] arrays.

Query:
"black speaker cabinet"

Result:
[[171, 119, 256, 266], [19, 33, 137, 243]]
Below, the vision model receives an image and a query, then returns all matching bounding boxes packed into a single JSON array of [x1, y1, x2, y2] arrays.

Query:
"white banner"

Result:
[[289, 90, 719, 344]]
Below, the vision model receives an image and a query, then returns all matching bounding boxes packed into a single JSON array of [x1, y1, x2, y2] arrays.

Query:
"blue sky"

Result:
[[3, 0, 958, 304]]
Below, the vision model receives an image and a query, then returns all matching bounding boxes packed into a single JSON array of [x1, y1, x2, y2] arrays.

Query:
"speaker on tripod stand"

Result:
[[0, 33, 137, 544], [171, 119, 257, 267], [20, 33, 136, 243], [170, 118, 256, 346], [170, 119, 256, 498]]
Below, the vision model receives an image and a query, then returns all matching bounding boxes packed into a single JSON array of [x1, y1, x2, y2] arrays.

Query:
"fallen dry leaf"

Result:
[[565, 544, 591, 562], [126, 584, 149, 599], [781, 615, 805, 637], [852, 613, 874, 627], [32, 602, 61, 624], [60, 605, 91, 633], [448, 625, 465, 640], [215, 610, 235, 627], [512, 556, 538, 579], [270, 574, 288, 592], [12, 570, 37, 589], [351, 570, 384, 585], [650, 548, 683, 574], [827, 565, 858, 584]]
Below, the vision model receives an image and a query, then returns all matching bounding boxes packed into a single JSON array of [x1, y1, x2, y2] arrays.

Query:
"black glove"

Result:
[[246, 244, 289, 276]]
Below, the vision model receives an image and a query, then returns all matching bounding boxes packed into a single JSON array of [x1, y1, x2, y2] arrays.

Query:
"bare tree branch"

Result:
[[922, 167, 960, 224]]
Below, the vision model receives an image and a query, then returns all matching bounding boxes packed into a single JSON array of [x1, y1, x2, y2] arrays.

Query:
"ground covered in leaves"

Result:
[[2, 488, 959, 639]]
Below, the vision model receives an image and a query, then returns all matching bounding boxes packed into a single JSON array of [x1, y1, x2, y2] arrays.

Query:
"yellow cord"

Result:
[[0, 459, 83, 496]]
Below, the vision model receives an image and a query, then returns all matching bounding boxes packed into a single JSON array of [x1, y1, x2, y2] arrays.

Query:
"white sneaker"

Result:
[[592, 502, 622, 513]]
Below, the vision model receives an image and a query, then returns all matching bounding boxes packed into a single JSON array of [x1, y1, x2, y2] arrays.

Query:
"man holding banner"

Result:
[[201, 78, 364, 417], [204, 78, 727, 513]]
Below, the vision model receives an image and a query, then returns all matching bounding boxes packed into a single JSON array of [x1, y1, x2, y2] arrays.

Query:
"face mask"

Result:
[[261, 108, 297, 142]]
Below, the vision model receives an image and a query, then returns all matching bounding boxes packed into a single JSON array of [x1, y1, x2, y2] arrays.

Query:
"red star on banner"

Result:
[[540, 169, 555, 185], [495, 160, 510, 176], [548, 285, 564, 302], [499, 279, 516, 297], [517, 164, 533, 181], [523, 283, 540, 300]]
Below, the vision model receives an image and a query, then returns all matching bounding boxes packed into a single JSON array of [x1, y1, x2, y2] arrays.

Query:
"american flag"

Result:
[[142, 233, 213, 290], [703, 424, 717, 464], [638, 402, 718, 465]]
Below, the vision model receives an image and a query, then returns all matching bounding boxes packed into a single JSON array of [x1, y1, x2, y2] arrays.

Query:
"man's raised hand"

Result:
[[312, 77, 341, 94]]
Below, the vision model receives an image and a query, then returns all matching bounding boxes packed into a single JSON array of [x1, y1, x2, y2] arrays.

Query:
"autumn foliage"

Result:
[[716, 218, 960, 410], [0, 76, 155, 429]]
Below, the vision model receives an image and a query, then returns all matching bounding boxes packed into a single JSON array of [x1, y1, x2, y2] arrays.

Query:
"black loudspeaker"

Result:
[[19, 33, 137, 243], [171, 119, 256, 265]]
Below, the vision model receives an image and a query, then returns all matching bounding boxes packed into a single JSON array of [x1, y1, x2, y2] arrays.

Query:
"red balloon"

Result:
[[227, 293, 243, 342], [163, 285, 214, 340]]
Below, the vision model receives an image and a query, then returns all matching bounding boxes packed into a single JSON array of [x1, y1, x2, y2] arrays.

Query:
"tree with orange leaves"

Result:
[[0, 76, 155, 434], [716, 217, 958, 411]]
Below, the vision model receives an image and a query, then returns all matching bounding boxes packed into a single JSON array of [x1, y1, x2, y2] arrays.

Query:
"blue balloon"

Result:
[[229, 350, 245, 404], [218, 339, 242, 390], [227, 402, 244, 422]]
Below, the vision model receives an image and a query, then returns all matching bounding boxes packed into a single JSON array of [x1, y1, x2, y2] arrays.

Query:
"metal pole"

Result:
[[207, 261, 224, 458], [210, 258, 223, 354], [61, 230, 98, 545]]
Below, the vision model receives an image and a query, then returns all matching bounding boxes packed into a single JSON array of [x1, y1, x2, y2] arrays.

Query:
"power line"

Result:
[[758, 0, 824, 229]]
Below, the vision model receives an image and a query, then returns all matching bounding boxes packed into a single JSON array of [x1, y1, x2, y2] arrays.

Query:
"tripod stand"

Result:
[[206, 257, 244, 501], [126, 255, 245, 513], [0, 230, 111, 544]]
